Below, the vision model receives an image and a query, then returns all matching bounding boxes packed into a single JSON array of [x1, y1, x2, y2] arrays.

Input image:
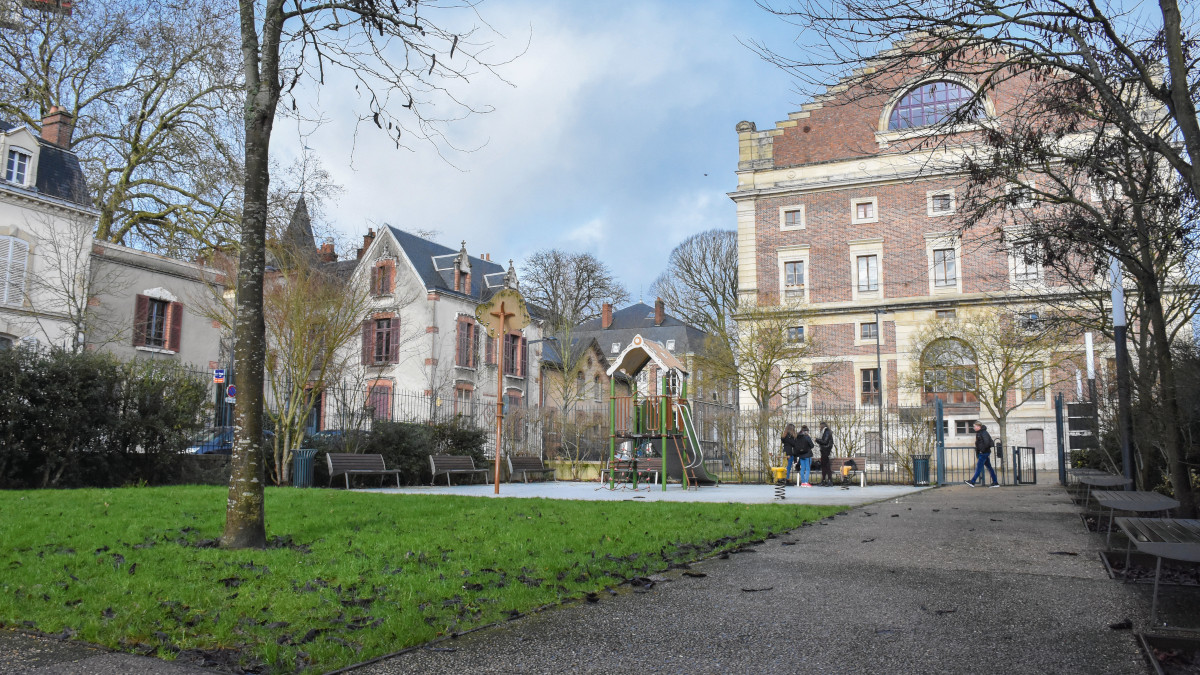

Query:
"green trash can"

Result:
[[293, 448, 318, 488], [912, 454, 931, 486]]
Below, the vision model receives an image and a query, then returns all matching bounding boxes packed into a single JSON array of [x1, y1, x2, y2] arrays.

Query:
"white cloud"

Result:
[[273, 1, 799, 297]]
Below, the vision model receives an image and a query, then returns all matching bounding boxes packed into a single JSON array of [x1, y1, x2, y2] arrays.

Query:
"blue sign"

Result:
[[226, 385, 237, 397], [213, 369, 225, 383]]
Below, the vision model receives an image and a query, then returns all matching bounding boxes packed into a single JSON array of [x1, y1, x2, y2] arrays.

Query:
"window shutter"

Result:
[[167, 302, 184, 352], [384, 263, 394, 293], [133, 295, 150, 346], [471, 323, 479, 368], [485, 334, 495, 364], [361, 320, 373, 365], [388, 317, 400, 363], [519, 337, 527, 376], [2, 237, 28, 306], [370, 266, 379, 295], [0, 238, 9, 305]]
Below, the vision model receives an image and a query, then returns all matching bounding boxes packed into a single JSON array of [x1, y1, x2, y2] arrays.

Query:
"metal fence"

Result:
[[192, 367, 986, 484]]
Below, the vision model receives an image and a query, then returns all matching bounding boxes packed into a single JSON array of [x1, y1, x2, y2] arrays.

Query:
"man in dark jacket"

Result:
[[966, 422, 999, 487], [817, 421, 835, 486]]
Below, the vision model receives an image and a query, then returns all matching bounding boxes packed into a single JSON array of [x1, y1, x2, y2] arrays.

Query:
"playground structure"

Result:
[[604, 335, 719, 490]]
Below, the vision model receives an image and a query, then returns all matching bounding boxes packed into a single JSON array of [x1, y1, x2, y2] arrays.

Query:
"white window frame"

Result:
[[848, 238, 883, 302], [935, 308, 956, 321], [1021, 363, 1047, 406], [859, 366, 883, 408], [1006, 182, 1037, 209], [1009, 240, 1043, 286], [665, 339, 676, 351], [776, 245, 810, 303], [783, 370, 809, 411], [850, 196, 879, 225], [926, 188, 956, 216], [4, 147, 33, 186], [924, 232, 962, 295], [611, 342, 620, 354], [853, 318, 882, 347], [786, 325, 806, 344], [779, 205, 806, 232]]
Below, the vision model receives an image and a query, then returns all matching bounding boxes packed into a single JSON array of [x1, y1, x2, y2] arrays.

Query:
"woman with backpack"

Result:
[[795, 425, 815, 487]]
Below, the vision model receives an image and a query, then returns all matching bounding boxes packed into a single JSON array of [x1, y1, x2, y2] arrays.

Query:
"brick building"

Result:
[[729, 45, 1078, 457]]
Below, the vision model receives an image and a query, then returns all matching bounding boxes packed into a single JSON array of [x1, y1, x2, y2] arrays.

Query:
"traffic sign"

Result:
[[226, 385, 237, 397], [213, 369, 225, 384], [225, 396, 236, 404]]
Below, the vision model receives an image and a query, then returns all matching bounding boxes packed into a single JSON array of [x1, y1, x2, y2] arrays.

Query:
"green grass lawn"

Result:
[[0, 486, 840, 672]]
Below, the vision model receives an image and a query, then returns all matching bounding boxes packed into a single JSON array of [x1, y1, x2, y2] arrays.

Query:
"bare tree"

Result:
[[0, 0, 244, 254], [224, 0, 516, 547], [650, 229, 738, 334], [539, 325, 595, 479], [904, 309, 1079, 448], [696, 295, 825, 473], [520, 250, 629, 328]]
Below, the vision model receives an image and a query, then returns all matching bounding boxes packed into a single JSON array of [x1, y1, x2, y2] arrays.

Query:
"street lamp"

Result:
[[873, 307, 888, 455], [1109, 259, 1134, 489]]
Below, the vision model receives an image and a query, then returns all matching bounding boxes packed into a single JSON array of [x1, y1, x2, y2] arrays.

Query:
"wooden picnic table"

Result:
[[1114, 518, 1200, 626], [1092, 490, 1180, 548]]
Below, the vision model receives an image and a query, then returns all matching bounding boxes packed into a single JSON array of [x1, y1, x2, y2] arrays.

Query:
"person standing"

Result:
[[781, 423, 799, 482], [817, 421, 834, 486], [796, 425, 815, 487], [966, 422, 1000, 487]]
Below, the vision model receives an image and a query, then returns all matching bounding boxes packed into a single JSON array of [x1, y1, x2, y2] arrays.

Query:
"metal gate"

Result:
[[1012, 446, 1038, 484]]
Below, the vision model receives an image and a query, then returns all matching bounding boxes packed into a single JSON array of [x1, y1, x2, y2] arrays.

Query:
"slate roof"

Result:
[[573, 302, 709, 360], [0, 119, 91, 208], [387, 226, 506, 301]]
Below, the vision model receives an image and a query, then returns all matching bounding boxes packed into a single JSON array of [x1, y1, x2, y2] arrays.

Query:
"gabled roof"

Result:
[[573, 302, 708, 359], [606, 334, 688, 378], [386, 226, 506, 301], [0, 119, 91, 208]]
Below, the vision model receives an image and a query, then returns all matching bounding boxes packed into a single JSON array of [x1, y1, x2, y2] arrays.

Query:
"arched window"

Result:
[[888, 81, 981, 131], [921, 338, 979, 405]]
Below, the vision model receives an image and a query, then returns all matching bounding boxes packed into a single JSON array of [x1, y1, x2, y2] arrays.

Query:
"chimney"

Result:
[[654, 297, 665, 326], [319, 242, 337, 263], [357, 227, 376, 260], [40, 106, 75, 147], [601, 303, 613, 329]]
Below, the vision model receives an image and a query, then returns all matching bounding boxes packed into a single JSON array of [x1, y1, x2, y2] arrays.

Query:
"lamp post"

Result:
[[874, 308, 887, 455], [1109, 258, 1134, 489]]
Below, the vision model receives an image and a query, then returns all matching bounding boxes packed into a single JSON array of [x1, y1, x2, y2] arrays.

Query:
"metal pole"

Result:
[[494, 332, 504, 495], [935, 398, 945, 485], [1109, 259, 1134, 490], [660, 373, 669, 491], [875, 309, 884, 455], [609, 376, 616, 490], [1055, 393, 1067, 486]]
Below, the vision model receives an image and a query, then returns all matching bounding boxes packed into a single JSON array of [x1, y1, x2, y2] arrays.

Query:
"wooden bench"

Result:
[[507, 456, 556, 483], [326, 453, 402, 489], [804, 456, 866, 487], [429, 454, 489, 486]]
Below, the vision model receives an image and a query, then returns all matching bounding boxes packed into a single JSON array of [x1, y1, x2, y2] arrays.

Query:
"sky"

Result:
[[273, 1, 809, 302]]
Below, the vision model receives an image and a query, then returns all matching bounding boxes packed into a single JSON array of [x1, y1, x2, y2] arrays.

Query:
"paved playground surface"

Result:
[[362, 480, 927, 505]]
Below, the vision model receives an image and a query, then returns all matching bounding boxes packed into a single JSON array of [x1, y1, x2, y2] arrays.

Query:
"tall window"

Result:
[[455, 319, 476, 368], [857, 255, 879, 292], [4, 149, 30, 185], [371, 261, 394, 295], [374, 319, 393, 363], [1013, 242, 1041, 282], [145, 299, 169, 348], [933, 248, 957, 287], [1, 236, 30, 306], [455, 385, 473, 415], [785, 371, 808, 410], [593, 375, 602, 401], [887, 81, 980, 130], [784, 260, 805, 290], [861, 368, 881, 405], [502, 333, 526, 376], [133, 294, 182, 351], [860, 322, 878, 341], [1022, 363, 1046, 402], [664, 370, 680, 396]]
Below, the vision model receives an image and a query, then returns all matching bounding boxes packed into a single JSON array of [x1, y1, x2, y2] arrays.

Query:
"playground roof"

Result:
[[606, 334, 688, 378]]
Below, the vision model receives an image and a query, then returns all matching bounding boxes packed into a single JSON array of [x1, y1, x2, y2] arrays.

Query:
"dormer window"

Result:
[[5, 149, 31, 185], [888, 81, 981, 131]]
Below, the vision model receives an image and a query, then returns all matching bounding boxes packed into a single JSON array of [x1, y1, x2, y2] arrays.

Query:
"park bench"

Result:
[[429, 454, 489, 486], [507, 456, 557, 483], [804, 456, 866, 487], [326, 453, 402, 489]]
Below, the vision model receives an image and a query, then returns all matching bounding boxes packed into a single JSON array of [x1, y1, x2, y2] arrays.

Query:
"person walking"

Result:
[[781, 423, 799, 482], [816, 421, 834, 486], [966, 421, 1000, 487], [796, 425, 815, 487]]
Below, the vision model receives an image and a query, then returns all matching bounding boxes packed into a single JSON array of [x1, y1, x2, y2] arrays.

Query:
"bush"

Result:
[[317, 418, 489, 487], [0, 347, 209, 488]]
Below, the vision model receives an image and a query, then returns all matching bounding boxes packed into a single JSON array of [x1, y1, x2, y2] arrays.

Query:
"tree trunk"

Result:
[[222, 0, 283, 549], [1141, 282, 1196, 517]]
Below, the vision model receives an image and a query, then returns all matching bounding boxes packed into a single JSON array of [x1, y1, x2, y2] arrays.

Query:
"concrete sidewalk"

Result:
[[354, 484, 1156, 675]]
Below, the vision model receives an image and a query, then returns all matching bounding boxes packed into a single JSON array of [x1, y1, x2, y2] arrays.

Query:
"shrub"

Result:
[[0, 348, 208, 488]]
